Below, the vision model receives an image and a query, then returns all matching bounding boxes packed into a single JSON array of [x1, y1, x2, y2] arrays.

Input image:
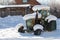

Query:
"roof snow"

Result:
[[33, 24, 43, 31], [6, 4, 31, 7], [45, 15, 57, 23], [0, 5, 6, 8], [0, 4, 31, 8], [32, 5, 50, 11], [23, 12, 41, 20]]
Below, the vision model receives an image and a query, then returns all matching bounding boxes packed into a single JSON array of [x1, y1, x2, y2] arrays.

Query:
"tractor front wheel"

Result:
[[34, 29, 42, 35]]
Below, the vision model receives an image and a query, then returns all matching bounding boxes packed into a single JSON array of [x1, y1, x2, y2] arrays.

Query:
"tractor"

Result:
[[18, 5, 57, 35]]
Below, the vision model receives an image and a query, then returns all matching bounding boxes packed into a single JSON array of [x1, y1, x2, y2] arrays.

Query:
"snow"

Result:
[[0, 15, 26, 29], [33, 24, 43, 31], [15, 23, 27, 32], [0, 4, 31, 8], [0, 15, 60, 40], [0, 5, 6, 8], [23, 12, 41, 20], [45, 15, 57, 23], [5, 4, 31, 7], [32, 5, 50, 11], [0, 28, 20, 38]]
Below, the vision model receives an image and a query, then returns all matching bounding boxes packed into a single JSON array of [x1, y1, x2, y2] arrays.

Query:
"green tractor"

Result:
[[18, 5, 57, 35]]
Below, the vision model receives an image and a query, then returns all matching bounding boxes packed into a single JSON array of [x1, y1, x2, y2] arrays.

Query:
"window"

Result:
[[23, 0, 28, 3]]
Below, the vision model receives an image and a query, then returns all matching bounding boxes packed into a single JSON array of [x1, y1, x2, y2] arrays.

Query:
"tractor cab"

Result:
[[32, 5, 50, 19], [39, 9, 50, 18], [23, 5, 50, 32]]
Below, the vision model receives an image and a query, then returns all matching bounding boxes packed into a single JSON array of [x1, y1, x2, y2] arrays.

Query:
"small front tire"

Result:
[[18, 26, 25, 33]]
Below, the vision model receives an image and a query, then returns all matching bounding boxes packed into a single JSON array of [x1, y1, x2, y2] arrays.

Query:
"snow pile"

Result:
[[23, 12, 41, 20], [33, 24, 43, 31], [15, 23, 26, 32], [0, 15, 26, 29], [0, 28, 21, 39], [32, 5, 50, 11], [45, 15, 57, 23]]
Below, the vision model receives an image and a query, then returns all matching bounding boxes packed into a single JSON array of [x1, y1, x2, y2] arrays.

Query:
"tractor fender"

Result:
[[33, 24, 43, 31], [45, 15, 57, 23]]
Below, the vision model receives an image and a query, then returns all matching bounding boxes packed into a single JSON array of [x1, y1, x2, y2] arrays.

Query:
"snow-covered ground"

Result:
[[0, 15, 60, 40]]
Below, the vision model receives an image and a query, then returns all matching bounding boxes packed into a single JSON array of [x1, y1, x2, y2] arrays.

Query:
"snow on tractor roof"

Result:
[[32, 5, 50, 11], [23, 12, 41, 20], [45, 15, 57, 23]]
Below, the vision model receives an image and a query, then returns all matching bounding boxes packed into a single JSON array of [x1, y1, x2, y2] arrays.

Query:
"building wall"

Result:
[[15, 0, 22, 4], [15, 0, 40, 5], [0, 7, 26, 16], [28, 0, 40, 6], [0, 0, 40, 17], [15, 0, 40, 14]]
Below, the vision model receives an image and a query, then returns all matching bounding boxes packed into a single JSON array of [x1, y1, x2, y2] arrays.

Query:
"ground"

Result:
[[0, 15, 60, 40]]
